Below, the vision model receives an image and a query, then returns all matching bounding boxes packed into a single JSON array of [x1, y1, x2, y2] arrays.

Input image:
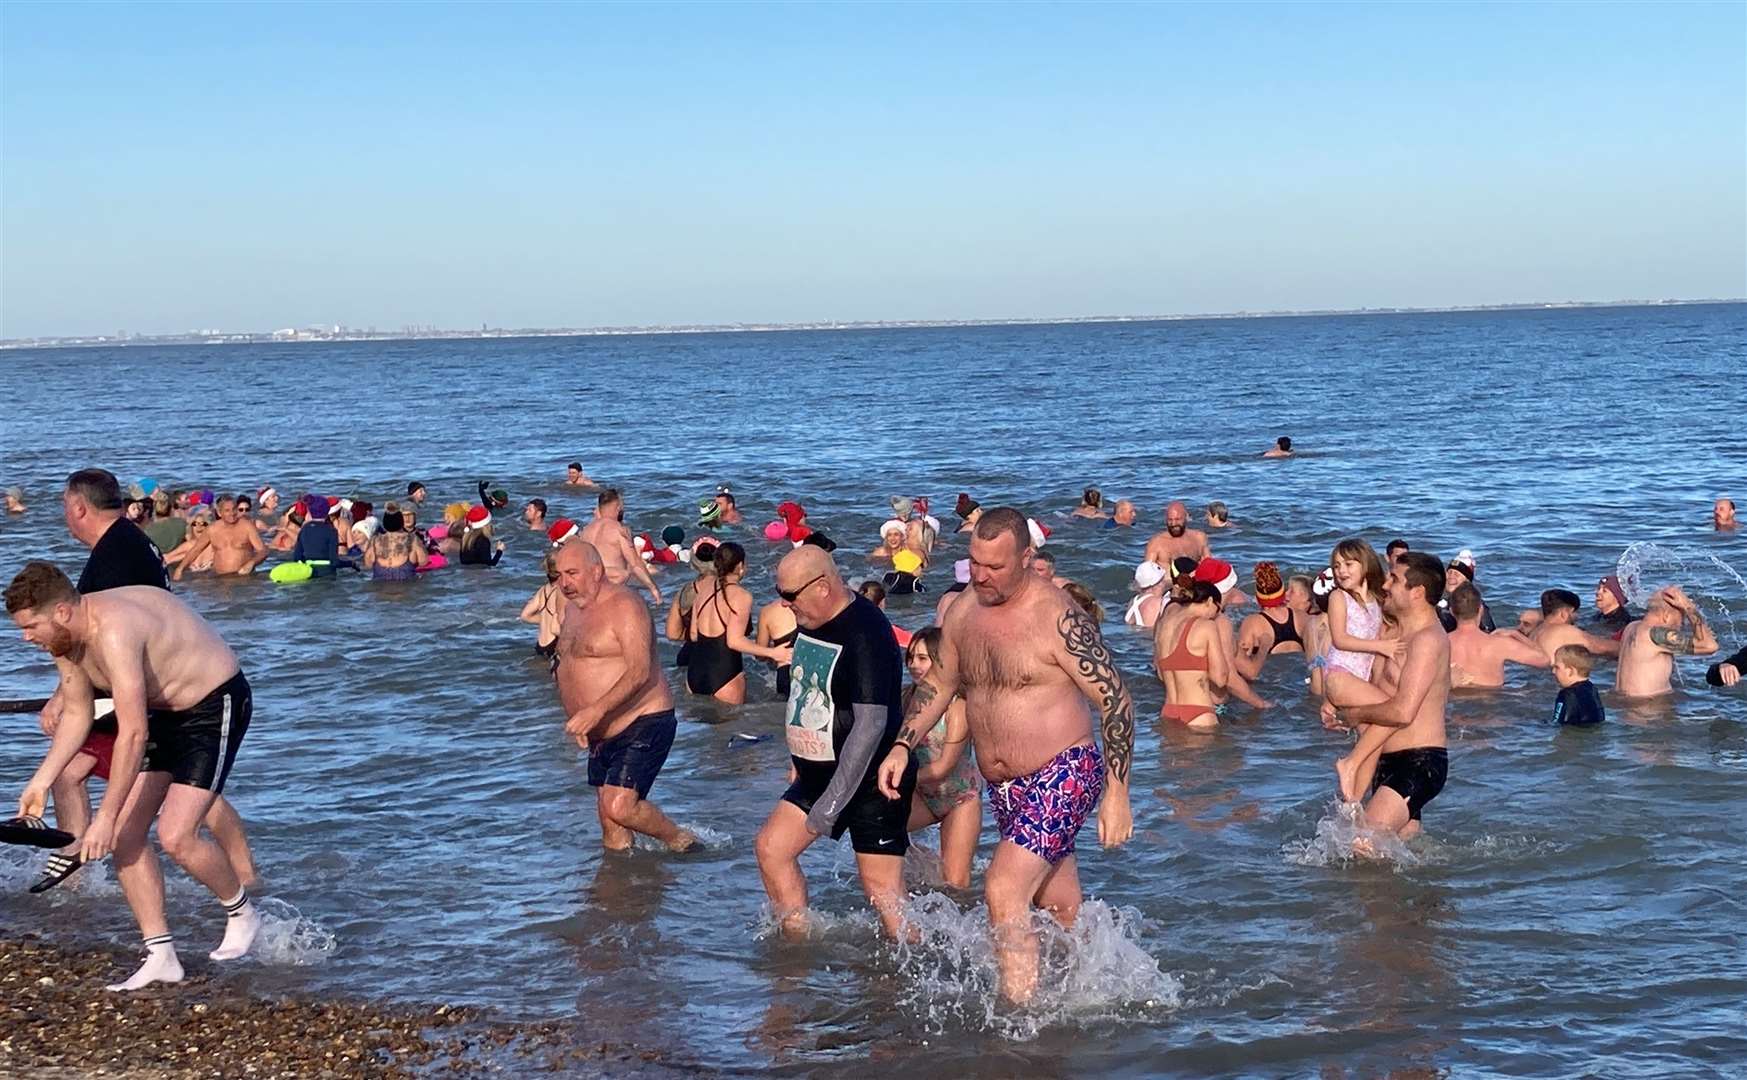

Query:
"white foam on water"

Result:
[[249, 896, 338, 966], [630, 822, 732, 852], [751, 902, 881, 943], [893, 891, 1180, 1041], [1280, 800, 1420, 869]]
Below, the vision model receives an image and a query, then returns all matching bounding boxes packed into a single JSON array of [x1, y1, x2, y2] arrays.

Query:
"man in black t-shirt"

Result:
[[30, 469, 254, 894], [756, 545, 915, 941]]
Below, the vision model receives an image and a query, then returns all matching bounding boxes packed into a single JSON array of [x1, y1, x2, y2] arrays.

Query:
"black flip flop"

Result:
[[0, 816, 76, 849], [30, 852, 84, 894]]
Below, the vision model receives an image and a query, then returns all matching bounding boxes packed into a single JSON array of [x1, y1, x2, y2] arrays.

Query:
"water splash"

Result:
[[893, 892, 1179, 1041], [1616, 541, 1745, 640], [630, 823, 732, 853], [1280, 800, 1420, 869], [249, 896, 338, 966]]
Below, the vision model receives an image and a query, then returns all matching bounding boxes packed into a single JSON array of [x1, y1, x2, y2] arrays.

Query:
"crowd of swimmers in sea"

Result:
[[3, 460, 1743, 1004]]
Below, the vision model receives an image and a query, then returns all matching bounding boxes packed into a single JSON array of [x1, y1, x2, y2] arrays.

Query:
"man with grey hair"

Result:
[[553, 541, 695, 852]]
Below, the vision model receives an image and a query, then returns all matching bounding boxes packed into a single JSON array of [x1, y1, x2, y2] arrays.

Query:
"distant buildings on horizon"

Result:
[[3, 298, 1740, 351]]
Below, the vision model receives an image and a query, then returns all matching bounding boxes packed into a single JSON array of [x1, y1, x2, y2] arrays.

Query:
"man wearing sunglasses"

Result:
[[756, 544, 913, 942], [876, 507, 1136, 1007]]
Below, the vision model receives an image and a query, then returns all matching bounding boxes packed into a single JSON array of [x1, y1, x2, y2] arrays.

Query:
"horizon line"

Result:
[[3, 296, 1742, 350]]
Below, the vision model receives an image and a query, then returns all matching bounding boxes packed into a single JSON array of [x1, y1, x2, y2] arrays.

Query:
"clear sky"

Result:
[[2, 1, 1743, 337]]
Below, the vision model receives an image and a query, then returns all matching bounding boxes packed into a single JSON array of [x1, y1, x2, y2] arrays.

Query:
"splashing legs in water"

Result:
[[596, 786, 698, 853], [986, 842, 1080, 1006]]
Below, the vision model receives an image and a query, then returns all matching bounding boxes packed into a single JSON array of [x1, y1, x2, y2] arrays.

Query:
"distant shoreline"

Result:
[[4, 297, 1740, 351]]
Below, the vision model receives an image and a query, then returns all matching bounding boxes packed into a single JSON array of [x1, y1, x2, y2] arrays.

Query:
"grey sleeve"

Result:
[[805, 702, 890, 836]]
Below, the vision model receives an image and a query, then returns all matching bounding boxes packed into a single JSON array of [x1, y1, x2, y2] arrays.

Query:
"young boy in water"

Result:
[[1550, 645, 1605, 726]]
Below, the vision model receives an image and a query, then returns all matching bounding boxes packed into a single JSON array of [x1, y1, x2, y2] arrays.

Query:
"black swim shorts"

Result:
[[1370, 746, 1448, 821], [144, 670, 252, 793], [588, 709, 677, 799], [783, 760, 916, 857]]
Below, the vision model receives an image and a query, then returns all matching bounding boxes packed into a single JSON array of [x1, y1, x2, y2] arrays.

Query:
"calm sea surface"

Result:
[[2, 305, 1745, 1077]]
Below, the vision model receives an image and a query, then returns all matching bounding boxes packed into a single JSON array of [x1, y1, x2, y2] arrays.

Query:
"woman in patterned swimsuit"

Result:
[[902, 628, 983, 889]]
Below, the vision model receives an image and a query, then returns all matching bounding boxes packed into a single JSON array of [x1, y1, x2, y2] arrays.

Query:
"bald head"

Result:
[[776, 544, 849, 629], [1165, 500, 1188, 535], [555, 540, 606, 603], [777, 543, 838, 587], [556, 540, 602, 569]]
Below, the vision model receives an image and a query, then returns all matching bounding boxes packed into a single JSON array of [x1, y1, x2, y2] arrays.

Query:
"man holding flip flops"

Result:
[[6, 560, 261, 990], [27, 468, 255, 897]]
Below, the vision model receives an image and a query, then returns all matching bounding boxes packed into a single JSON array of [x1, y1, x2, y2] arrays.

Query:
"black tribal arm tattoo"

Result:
[[895, 677, 943, 750], [1059, 607, 1134, 786]]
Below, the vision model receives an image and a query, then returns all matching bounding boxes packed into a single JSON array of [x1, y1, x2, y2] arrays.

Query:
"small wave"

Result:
[[894, 892, 1179, 1041], [1280, 800, 1420, 869], [249, 896, 338, 966], [630, 823, 732, 853]]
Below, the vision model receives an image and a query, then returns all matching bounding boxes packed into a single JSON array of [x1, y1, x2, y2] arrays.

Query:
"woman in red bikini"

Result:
[[1152, 580, 1230, 730]]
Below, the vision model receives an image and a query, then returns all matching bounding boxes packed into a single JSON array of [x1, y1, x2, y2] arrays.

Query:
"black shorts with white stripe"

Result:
[[144, 670, 251, 794]]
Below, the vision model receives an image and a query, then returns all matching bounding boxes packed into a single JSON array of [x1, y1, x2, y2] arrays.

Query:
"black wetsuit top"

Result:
[[1551, 680, 1605, 726], [458, 532, 503, 566], [78, 519, 167, 595], [292, 520, 342, 577], [1707, 645, 1747, 688], [77, 519, 169, 736], [1263, 608, 1303, 651], [686, 586, 744, 695]]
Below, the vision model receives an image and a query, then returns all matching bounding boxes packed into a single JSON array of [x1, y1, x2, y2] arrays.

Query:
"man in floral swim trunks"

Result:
[[879, 507, 1135, 1006]]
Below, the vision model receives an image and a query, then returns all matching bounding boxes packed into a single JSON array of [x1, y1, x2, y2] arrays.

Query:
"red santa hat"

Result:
[[1027, 518, 1051, 549], [466, 505, 492, 528], [547, 517, 579, 546]]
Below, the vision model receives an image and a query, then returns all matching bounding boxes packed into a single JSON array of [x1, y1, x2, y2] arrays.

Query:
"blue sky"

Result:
[[2, 1, 1742, 337]]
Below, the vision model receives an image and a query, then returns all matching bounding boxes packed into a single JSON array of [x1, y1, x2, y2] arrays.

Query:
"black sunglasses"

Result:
[[778, 574, 825, 603]]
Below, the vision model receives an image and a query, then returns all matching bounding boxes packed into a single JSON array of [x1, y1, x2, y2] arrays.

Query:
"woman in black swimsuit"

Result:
[[684, 543, 791, 704], [1235, 563, 1309, 681]]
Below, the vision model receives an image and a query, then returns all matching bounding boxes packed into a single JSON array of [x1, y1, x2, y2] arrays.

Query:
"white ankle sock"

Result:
[[107, 935, 183, 991], [209, 889, 260, 961]]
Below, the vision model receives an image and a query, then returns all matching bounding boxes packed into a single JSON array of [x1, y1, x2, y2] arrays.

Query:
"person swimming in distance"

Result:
[[1263, 436, 1293, 459], [1716, 497, 1737, 530], [523, 498, 548, 532], [1070, 488, 1107, 520], [1205, 501, 1231, 530], [1106, 499, 1136, 529], [565, 461, 599, 489], [4, 486, 25, 513], [405, 481, 427, 504], [714, 487, 743, 526]]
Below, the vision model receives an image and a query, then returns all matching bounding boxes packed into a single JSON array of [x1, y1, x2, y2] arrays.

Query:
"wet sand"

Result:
[[0, 936, 700, 1078]]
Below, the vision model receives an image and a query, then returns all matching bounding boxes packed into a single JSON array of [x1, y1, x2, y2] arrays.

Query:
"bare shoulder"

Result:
[[1415, 623, 1451, 657]]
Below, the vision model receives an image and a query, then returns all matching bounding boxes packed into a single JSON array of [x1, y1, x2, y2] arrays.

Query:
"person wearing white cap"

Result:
[[935, 558, 973, 625], [1124, 561, 1169, 629], [1436, 549, 1496, 633], [871, 519, 906, 562]]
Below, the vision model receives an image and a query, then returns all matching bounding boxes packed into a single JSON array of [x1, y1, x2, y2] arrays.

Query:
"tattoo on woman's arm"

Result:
[[897, 678, 939, 747], [1059, 608, 1134, 784]]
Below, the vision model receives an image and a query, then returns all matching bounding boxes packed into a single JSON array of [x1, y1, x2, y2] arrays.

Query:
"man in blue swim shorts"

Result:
[[553, 542, 698, 854], [879, 508, 1136, 1006]]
